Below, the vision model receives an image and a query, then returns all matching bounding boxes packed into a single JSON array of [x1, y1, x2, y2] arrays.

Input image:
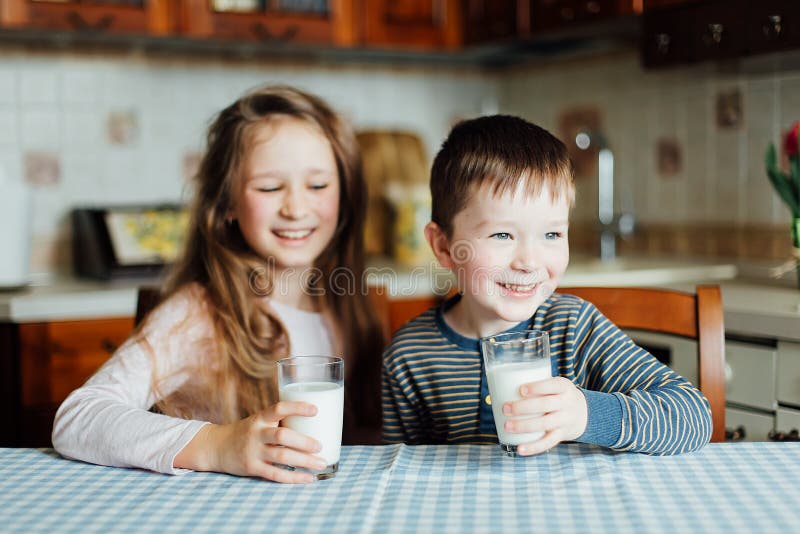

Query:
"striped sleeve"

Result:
[[571, 299, 713, 455]]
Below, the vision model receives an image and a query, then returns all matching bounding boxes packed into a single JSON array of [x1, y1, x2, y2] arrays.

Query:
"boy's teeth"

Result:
[[275, 229, 312, 239], [501, 282, 536, 292]]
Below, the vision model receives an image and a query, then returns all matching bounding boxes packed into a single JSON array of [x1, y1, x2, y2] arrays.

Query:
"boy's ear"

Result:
[[424, 221, 455, 270]]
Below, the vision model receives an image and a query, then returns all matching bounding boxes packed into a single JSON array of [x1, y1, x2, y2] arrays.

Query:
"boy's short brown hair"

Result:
[[430, 115, 575, 236]]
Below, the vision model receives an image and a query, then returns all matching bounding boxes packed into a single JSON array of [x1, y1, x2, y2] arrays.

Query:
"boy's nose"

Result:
[[510, 244, 540, 272], [279, 188, 308, 219]]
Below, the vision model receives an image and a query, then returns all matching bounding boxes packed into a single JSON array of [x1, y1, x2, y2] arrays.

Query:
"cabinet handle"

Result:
[[762, 15, 783, 39], [584, 1, 601, 15], [725, 425, 746, 441], [250, 23, 299, 43], [655, 33, 671, 55], [705, 23, 724, 46], [66, 11, 115, 32]]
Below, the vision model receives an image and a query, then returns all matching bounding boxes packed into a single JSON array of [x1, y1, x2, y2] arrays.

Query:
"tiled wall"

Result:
[[0, 48, 497, 276], [502, 50, 800, 261], [3, 45, 800, 276]]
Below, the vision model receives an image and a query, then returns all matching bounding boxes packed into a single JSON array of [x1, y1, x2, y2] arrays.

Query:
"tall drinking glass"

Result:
[[277, 356, 344, 480], [481, 330, 552, 457]]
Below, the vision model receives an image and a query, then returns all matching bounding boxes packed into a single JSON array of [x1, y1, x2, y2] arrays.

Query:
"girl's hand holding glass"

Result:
[[175, 401, 327, 484]]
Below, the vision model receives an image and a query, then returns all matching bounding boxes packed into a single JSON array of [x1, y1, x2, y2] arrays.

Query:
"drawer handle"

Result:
[[655, 33, 671, 55], [584, 1, 601, 15], [66, 11, 115, 32], [559, 7, 575, 22], [705, 23, 724, 46], [250, 23, 300, 43], [725, 425, 746, 441], [762, 15, 782, 39], [768, 429, 800, 442]]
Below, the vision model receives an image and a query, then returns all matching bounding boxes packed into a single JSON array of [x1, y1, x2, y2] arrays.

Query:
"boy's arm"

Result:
[[572, 302, 712, 455], [381, 348, 422, 444]]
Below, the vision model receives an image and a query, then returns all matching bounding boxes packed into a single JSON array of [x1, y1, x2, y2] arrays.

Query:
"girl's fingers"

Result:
[[505, 411, 566, 434], [263, 444, 328, 473], [263, 426, 322, 454], [519, 376, 571, 397], [262, 401, 317, 423], [254, 462, 317, 484]]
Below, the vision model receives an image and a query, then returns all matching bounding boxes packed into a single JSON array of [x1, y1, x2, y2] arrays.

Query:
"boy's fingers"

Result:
[[516, 431, 561, 456], [519, 377, 571, 397], [505, 395, 561, 416], [505, 411, 564, 434]]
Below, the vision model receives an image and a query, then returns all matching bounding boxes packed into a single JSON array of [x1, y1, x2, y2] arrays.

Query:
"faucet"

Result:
[[575, 130, 634, 262]]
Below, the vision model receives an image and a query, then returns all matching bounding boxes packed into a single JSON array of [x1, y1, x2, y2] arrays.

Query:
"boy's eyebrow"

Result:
[[475, 218, 570, 228]]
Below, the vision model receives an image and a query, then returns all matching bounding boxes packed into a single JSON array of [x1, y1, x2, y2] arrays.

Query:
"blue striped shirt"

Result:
[[382, 293, 712, 455]]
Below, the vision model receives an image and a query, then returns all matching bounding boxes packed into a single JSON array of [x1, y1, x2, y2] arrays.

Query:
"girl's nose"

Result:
[[279, 188, 308, 219]]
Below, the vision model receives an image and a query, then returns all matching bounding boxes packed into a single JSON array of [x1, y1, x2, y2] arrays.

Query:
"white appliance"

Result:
[[0, 165, 32, 288]]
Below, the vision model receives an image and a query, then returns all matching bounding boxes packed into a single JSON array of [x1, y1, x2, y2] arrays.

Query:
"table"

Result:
[[2, 443, 799, 533]]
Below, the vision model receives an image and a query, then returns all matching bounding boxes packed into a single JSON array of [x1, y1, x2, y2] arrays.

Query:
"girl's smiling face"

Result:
[[232, 116, 340, 273], [438, 181, 570, 337]]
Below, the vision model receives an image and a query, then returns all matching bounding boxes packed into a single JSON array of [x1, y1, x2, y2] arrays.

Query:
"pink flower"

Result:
[[785, 121, 799, 158]]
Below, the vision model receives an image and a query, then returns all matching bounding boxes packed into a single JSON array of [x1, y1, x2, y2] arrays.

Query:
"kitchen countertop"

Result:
[[1, 258, 798, 343]]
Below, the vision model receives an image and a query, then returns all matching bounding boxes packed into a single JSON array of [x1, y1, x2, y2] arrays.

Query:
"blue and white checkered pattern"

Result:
[[2, 443, 799, 533]]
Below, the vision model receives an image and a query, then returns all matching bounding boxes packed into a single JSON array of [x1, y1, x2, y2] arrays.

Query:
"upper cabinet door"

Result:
[[531, 0, 637, 32], [0, 0, 177, 35], [745, 0, 800, 55], [462, 0, 518, 45], [180, 0, 356, 46], [362, 0, 462, 50]]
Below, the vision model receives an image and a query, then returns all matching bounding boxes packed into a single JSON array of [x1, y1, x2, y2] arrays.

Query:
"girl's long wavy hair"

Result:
[[147, 85, 385, 434]]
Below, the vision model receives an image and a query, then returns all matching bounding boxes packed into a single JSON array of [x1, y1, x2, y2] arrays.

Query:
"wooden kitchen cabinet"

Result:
[[0, 0, 177, 35], [180, 0, 357, 46], [643, 0, 800, 67], [0, 317, 134, 447], [361, 0, 463, 50], [530, 0, 640, 32]]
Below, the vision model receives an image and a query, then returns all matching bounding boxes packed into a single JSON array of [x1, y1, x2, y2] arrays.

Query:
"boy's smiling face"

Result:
[[427, 180, 570, 337]]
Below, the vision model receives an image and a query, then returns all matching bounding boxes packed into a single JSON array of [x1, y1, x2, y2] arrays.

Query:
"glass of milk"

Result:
[[277, 356, 344, 479], [480, 330, 551, 457]]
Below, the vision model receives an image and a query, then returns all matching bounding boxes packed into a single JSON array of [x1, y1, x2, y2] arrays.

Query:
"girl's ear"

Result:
[[424, 221, 455, 270]]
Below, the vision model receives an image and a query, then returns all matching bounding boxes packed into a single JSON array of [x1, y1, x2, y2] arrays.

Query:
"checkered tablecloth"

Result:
[[2, 443, 799, 533]]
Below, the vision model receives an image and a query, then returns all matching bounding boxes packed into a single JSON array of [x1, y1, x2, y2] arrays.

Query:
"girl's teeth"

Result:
[[275, 229, 312, 239]]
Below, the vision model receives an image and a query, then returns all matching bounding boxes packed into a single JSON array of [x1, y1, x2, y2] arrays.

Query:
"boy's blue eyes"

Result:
[[491, 232, 512, 240], [489, 232, 563, 240]]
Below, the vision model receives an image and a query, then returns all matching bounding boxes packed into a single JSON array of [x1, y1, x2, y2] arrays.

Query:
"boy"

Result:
[[381, 115, 711, 455]]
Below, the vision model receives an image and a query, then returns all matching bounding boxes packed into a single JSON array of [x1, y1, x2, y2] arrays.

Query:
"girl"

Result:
[[52, 85, 386, 484]]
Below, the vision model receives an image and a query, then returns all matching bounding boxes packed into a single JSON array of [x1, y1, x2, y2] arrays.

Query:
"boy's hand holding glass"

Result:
[[481, 329, 588, 456], [502, 375, 588, 456]]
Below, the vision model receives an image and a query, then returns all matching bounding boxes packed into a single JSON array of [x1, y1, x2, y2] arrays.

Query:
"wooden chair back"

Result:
[[559, 285, 726, 443]]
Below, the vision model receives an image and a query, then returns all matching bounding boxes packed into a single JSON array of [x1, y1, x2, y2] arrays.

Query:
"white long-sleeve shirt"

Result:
[[52, 284, 334, 474]]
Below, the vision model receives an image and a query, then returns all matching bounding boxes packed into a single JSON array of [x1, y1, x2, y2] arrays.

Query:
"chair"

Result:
[[559, 285, 726, 443]]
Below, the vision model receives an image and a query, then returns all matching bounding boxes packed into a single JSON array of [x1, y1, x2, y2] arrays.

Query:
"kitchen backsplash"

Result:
[[1, 46, 798, 276]]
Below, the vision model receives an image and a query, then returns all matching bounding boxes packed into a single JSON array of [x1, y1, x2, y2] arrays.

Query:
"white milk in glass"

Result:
[[487, 360, 551, 445], [279, 381, 344, 466]]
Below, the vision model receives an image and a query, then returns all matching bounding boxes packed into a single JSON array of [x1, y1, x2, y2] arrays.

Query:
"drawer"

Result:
[[627, 330, 698, 386], [725, 406, 774, 442], [776, 407, 800, 435], [725, 341, 776, 412], [20, 318, 134, 406], [777, 341, 800, 406]]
